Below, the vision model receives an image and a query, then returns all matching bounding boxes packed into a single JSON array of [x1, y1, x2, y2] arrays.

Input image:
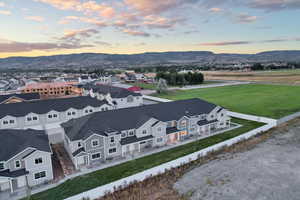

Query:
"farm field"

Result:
[[28, 119, 262, 200], [153, 84, 300, 119], [203, 70, 300, 84]]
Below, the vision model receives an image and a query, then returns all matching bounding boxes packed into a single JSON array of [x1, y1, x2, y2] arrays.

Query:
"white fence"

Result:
[[65, 123, 275, 200], [143, 95, 172, 103], [228, 111, 277, 125]]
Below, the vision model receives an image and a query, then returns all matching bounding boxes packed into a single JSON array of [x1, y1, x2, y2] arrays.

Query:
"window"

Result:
[[67, 112, 72, 116], [85, 110, 89, 114], [9, 120, 15, 124], [34, 171, 46, 180], [157, 127, 162, 132], [109, 148, 117, 154], [180, 120, 187, 127], [89, 109, 93, 113], [91, 153, 101, 160], [0, 162, 4, 170], [3, 120, 8, 125], [27, 117, 32, 121], [140, 141, 146, 144], [48, 114, 52, 119], [101, 108, 105, 111], [15, 160, 21, 168], [78, 142, 82, 147], [127, 96, 134, 103], [128, 131, 134, 136], [35, 158, 43, 164], [110, 137, 115, 143], [121, 132, 126, 138], [105, 107, 109, 111], [33, 116, 38, 121], [142, 130, 147, 134], [53, 114, 58, 118], [92, 140, 99, 147], [157, 137, 163, 143]]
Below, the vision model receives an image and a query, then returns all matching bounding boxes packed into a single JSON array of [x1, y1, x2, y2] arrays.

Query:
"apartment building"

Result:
[[61, 98, 231, 169], [0, 129, 53, 193], [79, 84, 143, 109], [0, 96, 113, 143]]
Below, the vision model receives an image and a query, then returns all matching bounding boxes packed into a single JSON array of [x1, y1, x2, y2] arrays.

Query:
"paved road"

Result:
[[174, 122, 300, 200]]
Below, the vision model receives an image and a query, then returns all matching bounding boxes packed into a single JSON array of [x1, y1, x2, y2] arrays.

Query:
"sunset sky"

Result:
[[0, 0, 299, 58]]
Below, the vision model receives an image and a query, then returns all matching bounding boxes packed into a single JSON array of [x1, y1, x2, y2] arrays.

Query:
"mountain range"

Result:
[[0, 50, 300, 70]]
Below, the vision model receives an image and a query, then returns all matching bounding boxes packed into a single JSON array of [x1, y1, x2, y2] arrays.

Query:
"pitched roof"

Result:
[[0, 169, 29, 178], [120, 135, 153, 145], [80, 83, 141, 98], [0, 96, 109, 119], [0, 93, 40, 104], [62, 98, 217, 141], [0, 129, 51, 161]]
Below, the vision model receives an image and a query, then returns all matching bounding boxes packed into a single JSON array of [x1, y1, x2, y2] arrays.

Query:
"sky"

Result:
[[0, 0, 299, 58]]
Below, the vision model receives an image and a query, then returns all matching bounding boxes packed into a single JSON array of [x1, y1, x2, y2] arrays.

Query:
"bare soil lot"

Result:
[[203, 70, 300, 84], [175, 121, 300, 200]]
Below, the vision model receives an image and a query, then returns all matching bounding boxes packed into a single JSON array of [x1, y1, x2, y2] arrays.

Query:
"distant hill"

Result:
[[0, 50, 300, 69]]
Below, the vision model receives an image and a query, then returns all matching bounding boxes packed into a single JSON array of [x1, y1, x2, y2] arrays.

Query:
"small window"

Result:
[[67, 112, 72, 116], [92, 140, 99, 147], [53, 114, 58, 118], [142, 130, 147, 134], [110, 137, 115, 143], [85, 110, 89, 113], [89, 109, 93, 113], [91, 153, 101, 160], [27, 117, 32, 121], [121, 132, 126, 138], [48, 115, 52, 119], [101, 108, 105, 111], [157, 137, 163, 143], [0, 162, 4, 170], [72, 112, 76, 115], [15, 160, 21, 168], [9, 120, 15, 124], [105, 107, 108, 111], [140, 141, 146, 144], [157, 127, 162, 132], [33, 116, 38, 121], [128, 131, 135, 136], [34, 171, 46, 179], [3, 120, 8, 125], [35, 158, 43, 164], [109, 148, 116, 154], [78, 142, 82, 147]]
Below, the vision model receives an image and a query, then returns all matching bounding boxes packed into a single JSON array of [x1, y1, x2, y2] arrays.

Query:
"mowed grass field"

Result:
[[153, 84, 300, 119], [28, 119, 262, 200]]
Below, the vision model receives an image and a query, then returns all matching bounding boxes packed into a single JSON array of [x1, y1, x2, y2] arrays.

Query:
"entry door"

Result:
[[77, 156, 85, 165]]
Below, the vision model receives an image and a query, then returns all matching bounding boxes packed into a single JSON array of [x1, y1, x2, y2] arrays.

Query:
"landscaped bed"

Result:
[[28, 118, 263, 200], [153, 84, 300, 119]]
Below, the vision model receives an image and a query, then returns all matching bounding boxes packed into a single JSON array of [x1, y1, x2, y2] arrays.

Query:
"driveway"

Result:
[[174, 122, 300, 200]]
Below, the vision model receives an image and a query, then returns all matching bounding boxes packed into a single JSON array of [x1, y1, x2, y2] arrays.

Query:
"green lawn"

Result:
[[132, 82, 158, 90], [29, 119, 262, 200], [153, 84, 300, 119]]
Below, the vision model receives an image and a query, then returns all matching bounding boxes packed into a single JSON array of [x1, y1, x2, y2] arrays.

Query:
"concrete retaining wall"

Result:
[[228, 111, 277, 125], [277, 111, 300, 125]]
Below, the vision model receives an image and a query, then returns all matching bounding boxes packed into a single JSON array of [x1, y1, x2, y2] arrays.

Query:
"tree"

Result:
[[156, 78, 168, 93], [252, 63, 264, 71]]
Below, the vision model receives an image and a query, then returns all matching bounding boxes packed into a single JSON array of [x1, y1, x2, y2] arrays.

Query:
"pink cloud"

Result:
[[143, 15, 183, 29], [122, 29, 150, 37], [26, 16, 45, 22], [209, 7, 222, 12], [235, 13, 257, 23]]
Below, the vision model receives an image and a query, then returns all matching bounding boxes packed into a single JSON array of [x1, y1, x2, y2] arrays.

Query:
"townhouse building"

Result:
[[0, 96, 113, 143], [79, 84, 143, 109], [0, 129, 53, 193], [61, 98, 231, 169], [0, 93, 40, 104]]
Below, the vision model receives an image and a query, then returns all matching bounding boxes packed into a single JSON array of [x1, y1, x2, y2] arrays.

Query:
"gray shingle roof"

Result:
[[62, 98, 217, 141], [80, 84, 141, 98], [0, 129, 51, 161], [0, 93, 40, 104], [0, 96, 109, 119], [0, 169, 29, 178], [120, 135, 153, 145]]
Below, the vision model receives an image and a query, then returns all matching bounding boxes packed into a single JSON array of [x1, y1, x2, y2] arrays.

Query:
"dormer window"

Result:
[[35, 158, 43, 164], [121, 132, 126, 138], [0, 162, 4, 170], [142, 130, 147, 134], [15, 160, 21, 168], [128, 130, 135, 136], [92, 140, 99, 147]]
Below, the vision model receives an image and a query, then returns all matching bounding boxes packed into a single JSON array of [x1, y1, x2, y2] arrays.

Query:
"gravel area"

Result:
[[174, 124, 300, 200]]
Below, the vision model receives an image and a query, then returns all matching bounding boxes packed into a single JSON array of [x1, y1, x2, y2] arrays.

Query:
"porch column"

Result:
[[138, 143, 141, 153], [75, 158, 78, 169], [9, 179, 13, 193]]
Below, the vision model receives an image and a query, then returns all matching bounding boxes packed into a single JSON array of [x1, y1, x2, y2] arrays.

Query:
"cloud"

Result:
[[143, 15, 184, 29], [0, 10, 11, 15], [59, 16, 107, 27], [200, 41, 252, 46], [124, 0, 182, 15], [184, 30, 200, 34], [122, 29, 150, 37], [95, 41, 111, 46], [199, 38, 299, 46], [0, 40, 93, 53], [235, 13, 257, 23], [0, 2, 5, 7], [209, 7, 222, 12], [36, 0, 116, 18], [249, 0, 300, 11], [62, 28, 99, 40], [26, 16, 45, 22]]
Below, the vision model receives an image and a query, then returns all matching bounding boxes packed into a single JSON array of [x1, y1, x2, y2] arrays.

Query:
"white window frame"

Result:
[[91, 139, 99, 147], [108, 148, 117, 154], [142, 130, 147, 134], [91, 153, 101, 160], [110, 136, 115, 143], [0, 162, 4, 171], [15, 160, 21, 169], [128, 130, 135, 136], [35, 157, 43, 165], [34, 171, 46, 180], [121, 132, 127, 138]]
